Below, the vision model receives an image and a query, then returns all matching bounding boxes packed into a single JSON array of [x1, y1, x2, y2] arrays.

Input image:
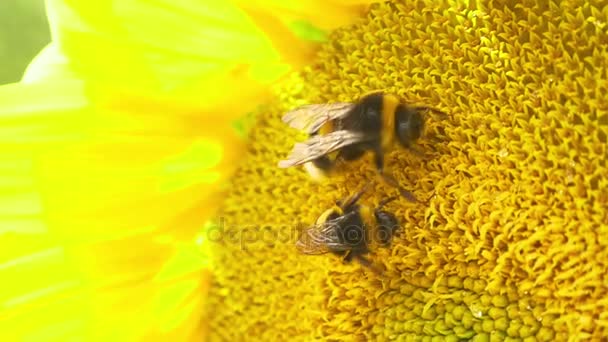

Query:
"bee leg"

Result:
[[372, 144, 385, 174], [370, 144, 417, 202], [354, 254, 383, 275], [377, 196, 398, 209], [408, 145, 426, 158], [421, 190, 436, 206], [405, 139, 428, 159], [312, 155, 333, 172], [400, 139, 425, 158], [380, 173, 417, 203], [354, 254, 371, 268], [339, 144, 366, 161], [342, 250, 353, 264]]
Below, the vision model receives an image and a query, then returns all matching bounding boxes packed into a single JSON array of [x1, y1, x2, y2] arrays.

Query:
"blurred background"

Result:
[[0, 0, 50, 85]]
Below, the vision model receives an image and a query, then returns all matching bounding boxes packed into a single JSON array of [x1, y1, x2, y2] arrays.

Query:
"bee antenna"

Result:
[[413, 105, 448, 120], [377, 196, 399, 209], [421, 190, 436, 206], [380, 173, 416, 203], [340, 182, 373, 209], [360, 181, 373, 193]]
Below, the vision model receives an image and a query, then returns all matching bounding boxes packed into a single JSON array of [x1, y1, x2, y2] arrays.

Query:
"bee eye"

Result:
[[411, 117, 421, 129]]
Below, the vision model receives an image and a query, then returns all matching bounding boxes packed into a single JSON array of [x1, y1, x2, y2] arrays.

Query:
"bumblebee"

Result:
[[295, 184, 400, 272], [278, 91, 443, 200]]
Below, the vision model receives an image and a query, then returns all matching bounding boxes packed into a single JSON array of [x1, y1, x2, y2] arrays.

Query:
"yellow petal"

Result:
[[21, 43, 76, 83], [44, 0, 375, 116], [0, 79, 232, 340], [234, 0, 373, 31]]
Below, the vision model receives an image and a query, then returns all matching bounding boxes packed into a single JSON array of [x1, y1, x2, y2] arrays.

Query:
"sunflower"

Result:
[[0, 0, 371, 340], [2, 0, 608, 341]]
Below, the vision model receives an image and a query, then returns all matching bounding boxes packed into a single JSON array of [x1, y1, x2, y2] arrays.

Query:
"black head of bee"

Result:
[[374, 209, 400, 246], [395, 104, 424, 148]]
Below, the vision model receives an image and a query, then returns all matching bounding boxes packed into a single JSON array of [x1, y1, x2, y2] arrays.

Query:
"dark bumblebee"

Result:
[[295, 185, 400, 272], [278, 91, 443, 200]]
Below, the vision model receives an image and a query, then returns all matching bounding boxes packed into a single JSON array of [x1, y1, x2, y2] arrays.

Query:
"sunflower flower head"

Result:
[[204, 1, 608, 340]]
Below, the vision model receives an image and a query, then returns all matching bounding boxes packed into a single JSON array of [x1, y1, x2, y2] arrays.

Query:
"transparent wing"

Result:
[[295, 214, 354, 255], [295, 224, 334, 255], [282, 102, 355, 134], [278, 130, 370, 168]]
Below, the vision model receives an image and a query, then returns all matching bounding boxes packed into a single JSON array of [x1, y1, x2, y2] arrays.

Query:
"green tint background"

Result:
[[0, 0, 50, 85]]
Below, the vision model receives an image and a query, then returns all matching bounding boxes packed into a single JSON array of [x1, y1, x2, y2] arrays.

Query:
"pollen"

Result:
[[203, 1, 608, 340]]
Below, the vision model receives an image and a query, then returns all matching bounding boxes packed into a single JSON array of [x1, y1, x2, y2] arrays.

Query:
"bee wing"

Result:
[[295, 224, 334, 255], [282, 102, 355, 134], [278, 130, 371, 168], [295, 214, 353, 255]]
